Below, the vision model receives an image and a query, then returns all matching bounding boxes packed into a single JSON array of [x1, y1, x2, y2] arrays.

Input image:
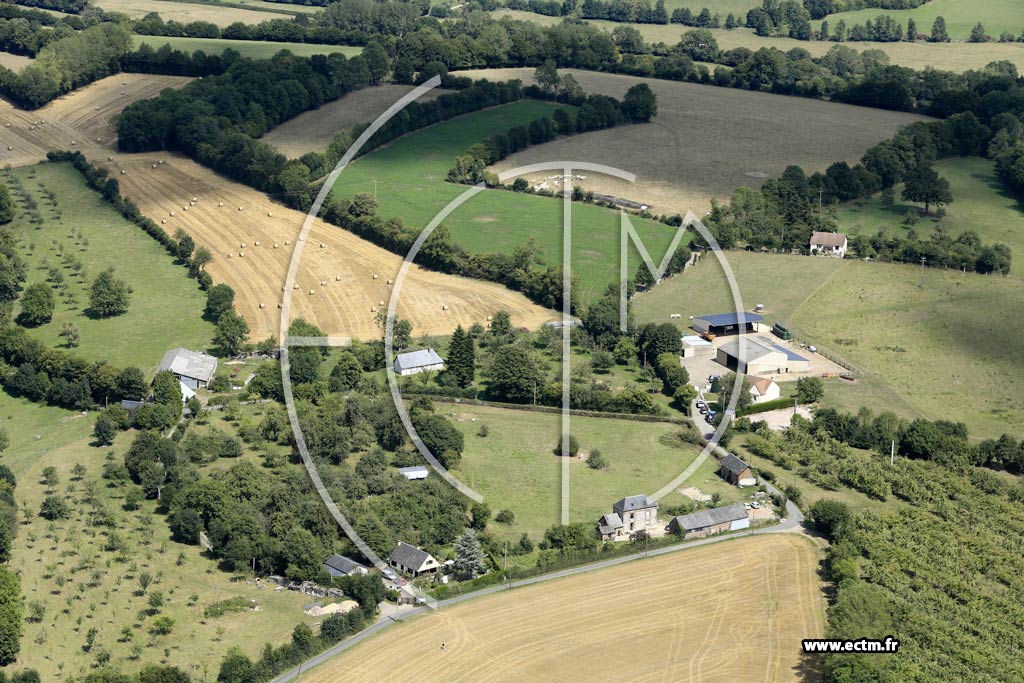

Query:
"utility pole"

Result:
[[919, 256, 926, 288], [890, 439, 895, 467]]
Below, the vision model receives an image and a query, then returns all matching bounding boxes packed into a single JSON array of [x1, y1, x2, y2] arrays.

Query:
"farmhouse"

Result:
[[719, 454, 756, 487], [388, 542, 440, 577], [157, 347, 218, 389], [398, 465, 429, 480], [692, 312, 764, 337], [681, 334, 714, 358], [616, 495, 659, 533], [596, 513, 625, 541], [749, 377, 780, 403], [322, 554, 369, 579], [668, 503, 750, 539], [393, 348, 445, 376], [716, 338, 810, 375], [810, 231, 848, 258]]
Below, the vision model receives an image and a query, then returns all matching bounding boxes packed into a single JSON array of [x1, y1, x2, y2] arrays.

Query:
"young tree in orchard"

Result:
[[453, 529, 487, 579], [0, 183, 13, 224], [215, 310, 249, 356], [902, 163, 952, 214], [17, 282, 54, 326], [59, 322, 79, 348], [89, 267, 132, 317]]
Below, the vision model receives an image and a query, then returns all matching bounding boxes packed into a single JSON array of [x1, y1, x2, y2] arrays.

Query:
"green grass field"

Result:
[[133, 35, 362, 59], [813, 0, 1024, 39], [334, 101, 682, 305], [792, 260, 1024, 439], [0, 393, 92, 478], [8, 162, 214, 372], [837, 156, 1024, 276], [11, 423, 314, 679], [444, 403, 735, 543]]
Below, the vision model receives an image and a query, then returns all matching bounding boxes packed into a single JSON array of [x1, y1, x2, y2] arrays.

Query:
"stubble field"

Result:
[[262, 84, 447, 159], [300, 534, 826, 683], [458, 68, 928, 215], [92, 0, 287, 26], [103, 151, 555, 341]]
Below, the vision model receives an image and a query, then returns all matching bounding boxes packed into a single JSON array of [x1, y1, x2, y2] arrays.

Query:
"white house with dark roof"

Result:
[[323, 554, 368, 579], [810, 231, 848, 258], [668, 503, 750, 539], [393, 348, 445, 376], [388, 542, 440, 577], [157, 348, 218, 389]]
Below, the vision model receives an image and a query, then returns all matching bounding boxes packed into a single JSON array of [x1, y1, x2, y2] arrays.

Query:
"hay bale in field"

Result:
[[320, 243, 325, 249], [273, 243, 279, 249], [378, 300, 385, 306], [259, 303, 265, 309], [239, 252, 245, 257], [96, 138, 101, 143], [161, 219, 166, 224], [95, 106, 99, 110], [386, 279, 392, 285], [159, 160, 164, 165], [335, 276, 341, 281], [152, 164, 157, 169], [240, 243, 246, 248], [254, 241, 260, 246], [267, 211, 273, 217], [218, 202, 224, 207], [192, 196, 197, 202], [371, 306, 376, 312], [238, 206, 244, 211], [70, 140, 76, 146], [170, 211, 175, 216], [309, 289, 315, 295], [372, 274, 378, 279], [442, 305, 449, 310], [183, 206, 189, 211], [285, 240, 291, 245], [293, 284, 299, 289], [320, 280, 326, 286], [120, 170, 126, 175], [107, 156, 112, 161]]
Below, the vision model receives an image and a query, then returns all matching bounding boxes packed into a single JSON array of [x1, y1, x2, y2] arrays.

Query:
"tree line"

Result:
[[9, 0, 87, 13]]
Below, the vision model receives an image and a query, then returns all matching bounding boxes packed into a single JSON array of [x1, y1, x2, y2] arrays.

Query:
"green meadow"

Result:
[[333, 101, 684, 306], [813, 0, 1024, 39]]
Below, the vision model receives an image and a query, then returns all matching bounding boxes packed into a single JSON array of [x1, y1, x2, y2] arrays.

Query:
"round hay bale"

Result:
[[239, 251, 245, 257], [273, 243, 279, 249], [320, 243, 326, 249], [183, 206, 188, 211], [254, 241, 260, 247], [372, 274, 379, 279], [107, 156, 113, 161], [120, 170, 126, 175], [259, 303, 265, 309], [442, 305, 449, 311], [285, 240, 291, 245], [378, 300, 385, 306], [96, 138, 101, 143], [95, 106, 100, 110], [122, 80, 127, 85], [486, 316, 493, 321], [189, 201, 195, 206], [309, 289, 315, 295], [192, 196, 197, 202], [386, 279, 393, 285], [293, 284, 299, 289], [159, 160, 164, 165], [335, 276, 341, 281], [227, 253, 233, 258], [371, 306, 377, 313], [152, 164, 157, 169], [267, 211, 273, 217], [240, 243, 246, 248], [29, 125, 34, 130], [238, 206, 244, 211], [70, 140, 76, 146], [170, 211, 175, 216], [218, 202, 224, 207], [161, 219, 166, 224], [277, 303, 282, 308]]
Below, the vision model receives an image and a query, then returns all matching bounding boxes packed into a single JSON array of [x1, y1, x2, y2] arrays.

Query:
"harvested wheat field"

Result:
[[103, 152, 554, 340], [302, 534, 825, 683], [263, 85, 449, 158], [0, 74, 191, 166], [459, 68, 929, 215], [0, 51, 32, 72], [93, 0, 284, 26]]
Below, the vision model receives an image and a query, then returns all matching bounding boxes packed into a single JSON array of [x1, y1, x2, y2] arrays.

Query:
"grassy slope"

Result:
[[132, 35, 362, 59], [837, 157, 1024, 276], [444, 403, 745, 543], [791, 260, 1024, 439], [813, 0, 1024, 38], [333, 100, 680, 305], [12, 421, 313, 679], [9, 162, 214, 372]]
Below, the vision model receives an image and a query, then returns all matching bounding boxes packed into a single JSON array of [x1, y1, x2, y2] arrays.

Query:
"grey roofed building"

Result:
[[388, 541, 440, 576], [613, 495, 657, 514], [393, 348, 445, 376], [157, 348, 218, 388], [716, 338, 777, 363], [597, 512, 624, 537], [720, 454, 750, 477], [323, 554, 368, 578], [398, 465, 429, 480], [671, 503, 749, 531], [694, 312, 765, 328]]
